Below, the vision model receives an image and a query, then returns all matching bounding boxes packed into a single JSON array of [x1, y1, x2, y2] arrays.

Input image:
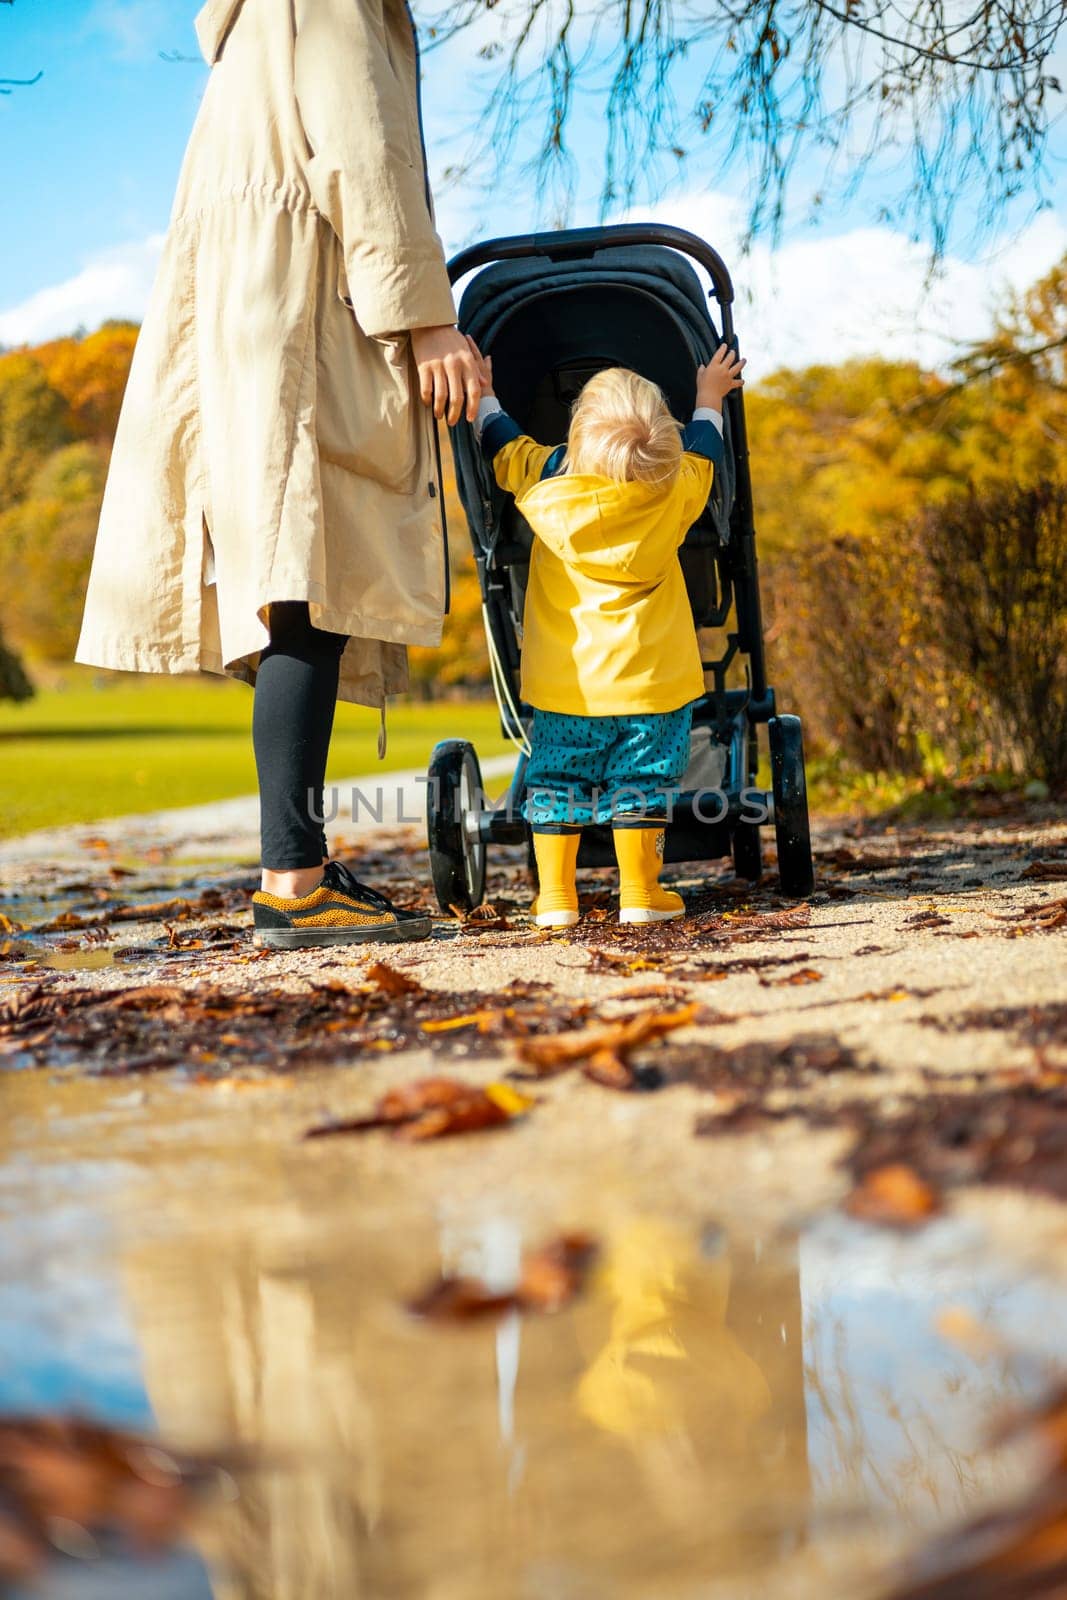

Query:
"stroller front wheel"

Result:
[[427, 740, 488, 914]]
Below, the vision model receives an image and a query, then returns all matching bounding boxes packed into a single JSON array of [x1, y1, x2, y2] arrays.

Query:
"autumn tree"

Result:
[[0, 355, 72, 512], [0, 444, 109, 662], [920, 477, 1067, 788], [36, 323, 139, 441], [747, 256, 1067, 556]]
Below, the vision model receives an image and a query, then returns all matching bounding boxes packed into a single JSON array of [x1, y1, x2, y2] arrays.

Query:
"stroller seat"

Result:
[[475, 278, 730, 633]]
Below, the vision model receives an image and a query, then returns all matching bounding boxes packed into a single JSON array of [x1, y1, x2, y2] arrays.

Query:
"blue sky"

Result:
[[1, 0, 1065, 376]]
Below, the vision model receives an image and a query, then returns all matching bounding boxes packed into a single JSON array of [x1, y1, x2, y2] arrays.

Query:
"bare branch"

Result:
[[0, 69, 40, 92], [1, 0, 43, 93], [421, 0, 1066, 259]]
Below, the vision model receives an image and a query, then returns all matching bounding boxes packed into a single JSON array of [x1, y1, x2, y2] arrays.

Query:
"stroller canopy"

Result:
[[450, 243, 737, 555]]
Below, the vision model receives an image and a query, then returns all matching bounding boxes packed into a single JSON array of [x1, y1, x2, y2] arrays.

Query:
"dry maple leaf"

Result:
[[364, 960, 425, 997], [585, 949, 668, 976], [760, 966, 823, 987], [464, 902, 512, 931], [514, 1003, 698, 1078], [303, 1076, 535, 1141]]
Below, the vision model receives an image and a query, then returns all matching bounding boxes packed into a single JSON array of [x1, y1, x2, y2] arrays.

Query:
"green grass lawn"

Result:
[[0, 672, 511, 837]]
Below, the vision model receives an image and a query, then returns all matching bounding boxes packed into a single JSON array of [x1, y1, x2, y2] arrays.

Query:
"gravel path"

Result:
[[2, 786, 1065, 1245]]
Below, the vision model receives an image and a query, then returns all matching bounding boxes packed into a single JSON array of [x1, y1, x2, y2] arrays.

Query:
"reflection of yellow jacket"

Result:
[[490, 430, 714, 716], [576, 1219, 771, 1443]]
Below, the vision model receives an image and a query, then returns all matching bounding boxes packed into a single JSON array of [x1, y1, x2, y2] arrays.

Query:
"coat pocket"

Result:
[[315, 256, 422, 494]]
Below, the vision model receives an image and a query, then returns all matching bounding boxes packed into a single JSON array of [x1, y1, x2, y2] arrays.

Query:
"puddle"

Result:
[[32, 947, 119, 973], [1, 1078, 1064, 1599], [0, 860, 257, 984], [0, 864, 252, 934]]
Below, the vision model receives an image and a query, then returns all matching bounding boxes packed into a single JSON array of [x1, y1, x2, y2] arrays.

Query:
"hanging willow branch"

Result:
[[421, 0, 1065, 255]]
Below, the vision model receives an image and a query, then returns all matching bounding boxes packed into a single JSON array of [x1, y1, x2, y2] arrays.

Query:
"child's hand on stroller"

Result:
[[464, 335, 495, 399], [410, 324, 483, 425], [696, 344, 747, 409]]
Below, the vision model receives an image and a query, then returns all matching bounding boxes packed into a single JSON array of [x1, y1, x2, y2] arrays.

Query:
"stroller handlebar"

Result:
[[447, 223, 735, 308]]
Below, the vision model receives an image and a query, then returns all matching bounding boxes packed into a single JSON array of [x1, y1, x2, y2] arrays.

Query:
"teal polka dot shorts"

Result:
[[523, 704, 694, 827]]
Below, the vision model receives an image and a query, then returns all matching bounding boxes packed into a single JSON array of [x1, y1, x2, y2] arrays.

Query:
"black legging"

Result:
[[253, 602, 349, 870]]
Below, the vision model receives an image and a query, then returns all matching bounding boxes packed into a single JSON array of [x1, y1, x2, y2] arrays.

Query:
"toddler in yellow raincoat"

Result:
[[467, 338, 745, 926]]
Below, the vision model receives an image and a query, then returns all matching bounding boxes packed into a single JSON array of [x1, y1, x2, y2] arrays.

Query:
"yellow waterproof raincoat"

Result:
[[492, 434, 713, 716]]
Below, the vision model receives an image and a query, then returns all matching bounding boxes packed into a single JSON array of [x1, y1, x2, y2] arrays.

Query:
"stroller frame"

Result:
[[426, 222, 814, 911]]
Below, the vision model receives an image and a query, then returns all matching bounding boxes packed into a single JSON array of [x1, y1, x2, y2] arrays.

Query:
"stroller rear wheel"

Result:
[[427, 740, 487, 914], [768, 715, 815, 898]]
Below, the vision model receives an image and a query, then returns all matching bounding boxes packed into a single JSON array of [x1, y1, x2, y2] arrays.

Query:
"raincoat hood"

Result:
[[518, 474, 686, 587], [195, 0, 245, 64]]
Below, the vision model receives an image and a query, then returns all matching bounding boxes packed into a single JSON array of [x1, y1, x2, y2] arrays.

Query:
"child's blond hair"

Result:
[[563, 367, 682, 487]]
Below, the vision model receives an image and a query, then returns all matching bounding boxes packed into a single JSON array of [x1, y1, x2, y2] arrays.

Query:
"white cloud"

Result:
[[624, 193, 1067, 380], [0, 235, 164, 347], [83, 0, 181, 62]]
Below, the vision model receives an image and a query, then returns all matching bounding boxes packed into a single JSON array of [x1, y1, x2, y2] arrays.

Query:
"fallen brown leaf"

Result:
[[1020, 860, 1067, 882], [408, 1232, 598, 1320], [0, 1416, 233, 1582], [514, 1003, 698, 1085], [364, 960, 425, 997], [304, 1076, 535, 1141], [464, 902, 512, 932], [760, 966, 823, 987], [846, 1163, 943, 1228], [902, 909, 953, 930], [518, 1233, 600, 1311]]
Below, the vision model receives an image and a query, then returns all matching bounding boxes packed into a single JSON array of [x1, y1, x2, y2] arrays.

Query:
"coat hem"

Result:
[[76, 598, 443, 678]]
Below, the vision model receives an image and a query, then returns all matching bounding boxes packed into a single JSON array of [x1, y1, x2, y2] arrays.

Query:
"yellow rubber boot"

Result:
[[613, 827, 684, 923], [530, 830, 581, 928]]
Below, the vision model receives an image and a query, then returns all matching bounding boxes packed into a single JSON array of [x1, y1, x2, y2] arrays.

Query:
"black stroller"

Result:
[[425, 223, 814, 911]]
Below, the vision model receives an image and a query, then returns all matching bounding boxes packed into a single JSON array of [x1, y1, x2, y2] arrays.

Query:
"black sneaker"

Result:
[[252, 860, 432, 948]]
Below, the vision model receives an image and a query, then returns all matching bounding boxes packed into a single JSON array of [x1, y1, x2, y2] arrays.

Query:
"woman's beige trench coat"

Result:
[[75, 0, 457, 707]]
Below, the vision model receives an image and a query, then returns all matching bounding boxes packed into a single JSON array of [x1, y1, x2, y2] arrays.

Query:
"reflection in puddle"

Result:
[[1, 1091, 1064, 1598], [33, 947, 118, 973]]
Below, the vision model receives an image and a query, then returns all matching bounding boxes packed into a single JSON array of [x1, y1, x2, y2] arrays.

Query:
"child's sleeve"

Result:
[[676, 411, 725, 533], [480, 411, 562, 498]]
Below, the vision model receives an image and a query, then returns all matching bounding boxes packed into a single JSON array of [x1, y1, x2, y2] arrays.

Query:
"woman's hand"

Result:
[[464, 334, 495, 398], [410, 324, 482, 425], [696, 343, 747, 409]]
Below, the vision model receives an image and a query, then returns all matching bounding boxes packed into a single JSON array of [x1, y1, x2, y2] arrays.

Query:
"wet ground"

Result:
[[2, 796, 1067, 1597], [5, 1065, 1067, 1600]]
